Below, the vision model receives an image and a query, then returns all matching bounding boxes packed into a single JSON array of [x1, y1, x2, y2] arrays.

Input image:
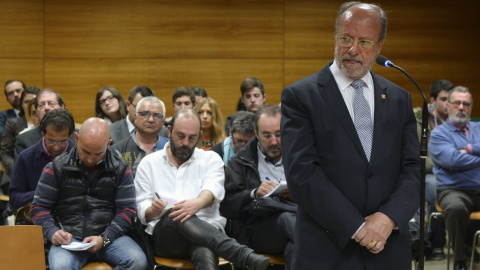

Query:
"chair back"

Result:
[[0, 225, 46, 269]]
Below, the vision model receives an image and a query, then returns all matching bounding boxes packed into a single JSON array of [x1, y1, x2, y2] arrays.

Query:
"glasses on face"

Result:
[[138, 111, 163, 120], [231, 136, 247, 148], [449, 101, 472, 108], [99, 95, 115, 106], [260, 132, 281, 140], [338, 36, 375, 50], [44, 139, 69, 147], [38, 101, 59, 110]]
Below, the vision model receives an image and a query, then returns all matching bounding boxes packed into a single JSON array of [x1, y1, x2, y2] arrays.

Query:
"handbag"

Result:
[[249, 196, 297, 217]]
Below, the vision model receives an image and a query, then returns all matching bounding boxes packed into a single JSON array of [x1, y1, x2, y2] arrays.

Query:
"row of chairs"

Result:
[[0, 225, 286, 270], [428, 202, 480, 270]]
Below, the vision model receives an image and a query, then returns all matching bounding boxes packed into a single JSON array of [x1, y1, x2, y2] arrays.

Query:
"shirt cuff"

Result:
[[250, 188, 257, 199], [467, 144, 473, 154], [351, 222, 365, 239]]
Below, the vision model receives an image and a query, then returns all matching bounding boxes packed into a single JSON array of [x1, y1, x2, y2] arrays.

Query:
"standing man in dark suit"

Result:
[[280, 2, 420, 269], [0, 80, 25, 141]]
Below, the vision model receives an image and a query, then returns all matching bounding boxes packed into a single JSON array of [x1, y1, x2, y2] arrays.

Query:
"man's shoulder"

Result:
[[17, 126, 41, 141], [110, 119, 127, 131], [110, 136, 134, 152]]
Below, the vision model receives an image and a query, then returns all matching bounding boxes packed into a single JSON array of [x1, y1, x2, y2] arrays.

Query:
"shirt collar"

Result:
[[162, 141, 197, 165], [41, 137, 69, 160], [330, 60, 374, 92], [126, 117, 136, 133], [448, 119, 469, 133], [256, 142, 282, 165]]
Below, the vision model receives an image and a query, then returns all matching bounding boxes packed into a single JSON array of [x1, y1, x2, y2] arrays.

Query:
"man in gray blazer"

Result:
[[281, 2, 420, 269], [109, 85, 168, 144]]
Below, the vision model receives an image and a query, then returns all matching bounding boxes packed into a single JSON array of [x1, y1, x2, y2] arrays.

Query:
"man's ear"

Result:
[[74, 132, 79, 143], [430, 97, 436, 104]]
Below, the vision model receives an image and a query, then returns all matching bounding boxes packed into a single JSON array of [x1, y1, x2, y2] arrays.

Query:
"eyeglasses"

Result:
[[231, 136, 247, 148], [37, 101, 59, 110], [99, 95, 115, 106], [260, 133, 281, 140], [449, 101, 472, 108], [44, 139, 69, 147], [138, 111, 163, 120], [338, 36, 375, 50]]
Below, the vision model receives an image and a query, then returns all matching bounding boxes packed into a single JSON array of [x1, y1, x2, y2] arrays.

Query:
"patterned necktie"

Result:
[[352, 79, 373, 161]]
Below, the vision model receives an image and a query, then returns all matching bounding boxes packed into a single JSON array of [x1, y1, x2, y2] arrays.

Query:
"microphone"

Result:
[[375, 55, 393, 67], [375, 55, 426, 102], [376, 54, 428, 270]]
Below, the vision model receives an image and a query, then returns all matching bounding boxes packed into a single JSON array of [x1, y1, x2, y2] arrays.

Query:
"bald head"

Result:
[[76, 118, 112, 168], [171, 108, 201, 133]]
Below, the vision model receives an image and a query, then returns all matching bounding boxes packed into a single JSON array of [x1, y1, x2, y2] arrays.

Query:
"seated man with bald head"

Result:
[[31, 118, 147, 270]]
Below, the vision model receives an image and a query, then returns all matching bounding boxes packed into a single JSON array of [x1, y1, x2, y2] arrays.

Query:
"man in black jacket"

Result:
[[220, 104, 295, 269]]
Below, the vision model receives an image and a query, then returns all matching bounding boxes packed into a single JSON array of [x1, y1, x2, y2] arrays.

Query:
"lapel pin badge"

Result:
[[381, 94, 386, 100]]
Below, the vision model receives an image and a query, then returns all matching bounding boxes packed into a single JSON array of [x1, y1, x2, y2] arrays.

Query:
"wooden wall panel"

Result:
[[284, 0, 480, 116], [44, 59, 283, 123], [44, 0, 284, 59], [0, 0, 44, 58], [0, 59, 45, 111]]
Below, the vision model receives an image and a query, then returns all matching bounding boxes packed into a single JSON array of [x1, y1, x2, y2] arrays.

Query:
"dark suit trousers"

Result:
[[248, 212, 295, 269], [437, 187, 480, 261]]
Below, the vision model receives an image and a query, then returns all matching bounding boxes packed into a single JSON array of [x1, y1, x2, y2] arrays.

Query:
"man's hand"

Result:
[[83, 235, 104, 253], [145, 198, 169, 222], [354, 212, 396, 254], [255, 180, 277, 198], [52, 229, 72, 246], [170, 199, 203, 222]]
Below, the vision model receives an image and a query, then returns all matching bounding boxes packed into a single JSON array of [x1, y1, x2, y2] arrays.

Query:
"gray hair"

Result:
[[136, 96, 166, 117], [231, 111, 255, 136], [448, 86, 473, 103]]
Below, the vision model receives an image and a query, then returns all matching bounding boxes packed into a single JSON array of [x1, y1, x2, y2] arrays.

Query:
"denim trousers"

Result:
[[153, 215, 253, 270], [48, 235, 147, 270]]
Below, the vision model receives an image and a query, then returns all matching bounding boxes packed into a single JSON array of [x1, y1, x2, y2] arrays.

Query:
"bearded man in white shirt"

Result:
[[135, 108, 269, 270]]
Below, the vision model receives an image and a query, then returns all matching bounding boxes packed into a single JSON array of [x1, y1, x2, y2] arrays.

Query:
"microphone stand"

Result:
[[388, 63, 428, 270]]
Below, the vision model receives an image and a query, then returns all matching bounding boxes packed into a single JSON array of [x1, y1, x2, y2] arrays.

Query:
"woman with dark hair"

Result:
[[95, 87, 127, 124], [195, 97, 226, 150]]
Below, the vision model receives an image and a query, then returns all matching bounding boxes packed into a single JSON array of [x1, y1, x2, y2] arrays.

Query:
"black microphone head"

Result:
[[376, 55, 389, 66]]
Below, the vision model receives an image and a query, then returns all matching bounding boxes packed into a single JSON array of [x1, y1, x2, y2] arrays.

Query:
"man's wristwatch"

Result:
[[101, 234, 111, 248]]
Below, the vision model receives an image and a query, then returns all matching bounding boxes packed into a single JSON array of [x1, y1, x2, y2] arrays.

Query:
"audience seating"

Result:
[[154, 256, 233, 270], [430, 201, 480, 270], [82, 261, 114, 270], [0, 225, 46, 269], [260, 253, 286, 267]]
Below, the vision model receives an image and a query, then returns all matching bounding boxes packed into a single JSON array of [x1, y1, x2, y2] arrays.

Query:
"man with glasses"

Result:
[[280, 2, 420, 269], [211, 111, 255, 166], [221, 104, 295, 269], [430, 86, 479, 270], [110, 85, 168, 145], [112, 96, 169, 177], [14, 88, 66, 159], [9, 109, 75, 213]]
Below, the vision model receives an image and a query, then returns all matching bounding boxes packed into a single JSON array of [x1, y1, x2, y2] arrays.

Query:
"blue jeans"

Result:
[[48, 235, 147, 270], [425, 173, 437, 215]]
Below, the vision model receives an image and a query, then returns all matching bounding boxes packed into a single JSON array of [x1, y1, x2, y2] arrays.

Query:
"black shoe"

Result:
[[427, 248, 445, 260], [454, 260, 467, 270], [466, 246, 480, 262], [245, 253, 269, 270]]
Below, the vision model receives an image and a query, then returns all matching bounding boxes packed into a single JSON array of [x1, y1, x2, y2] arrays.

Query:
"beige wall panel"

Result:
[[45, 59, 283, 123], [44, 0, 284, 59], [0, 0, 44, 58], [0, 59, 44, 111]]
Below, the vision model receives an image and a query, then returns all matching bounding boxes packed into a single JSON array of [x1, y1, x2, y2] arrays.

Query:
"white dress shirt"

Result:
[[330, 60, 375, 123], [135, 142, 226, 235]]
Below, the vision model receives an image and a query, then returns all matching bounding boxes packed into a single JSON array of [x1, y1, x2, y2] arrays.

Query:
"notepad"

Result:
[[264, 181, 288, 197], [61, 241, 97, 251], [156, 205, 174, 220]]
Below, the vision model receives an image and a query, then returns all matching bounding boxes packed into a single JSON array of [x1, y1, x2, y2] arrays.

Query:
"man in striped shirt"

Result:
[[31, 117, 147, 270]]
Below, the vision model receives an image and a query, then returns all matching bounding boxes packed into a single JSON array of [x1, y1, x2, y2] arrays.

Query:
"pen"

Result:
[[57, 217, 64, 231], [155, 192, 164, 202]]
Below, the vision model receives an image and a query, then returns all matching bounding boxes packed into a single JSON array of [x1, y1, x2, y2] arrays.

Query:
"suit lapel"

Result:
[[370, 73, 389, 165], [316, 66, 367, 162]]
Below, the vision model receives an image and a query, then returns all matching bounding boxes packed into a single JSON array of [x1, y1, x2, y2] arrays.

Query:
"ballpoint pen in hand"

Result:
[[57, 217, 64, 231], [155, 192, 164, 203]]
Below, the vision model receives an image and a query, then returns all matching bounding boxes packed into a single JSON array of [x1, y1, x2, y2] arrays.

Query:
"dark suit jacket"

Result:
[[0, 109, 17, 142], [109, 119, 169, 145], [280, 63, 420, 269]]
